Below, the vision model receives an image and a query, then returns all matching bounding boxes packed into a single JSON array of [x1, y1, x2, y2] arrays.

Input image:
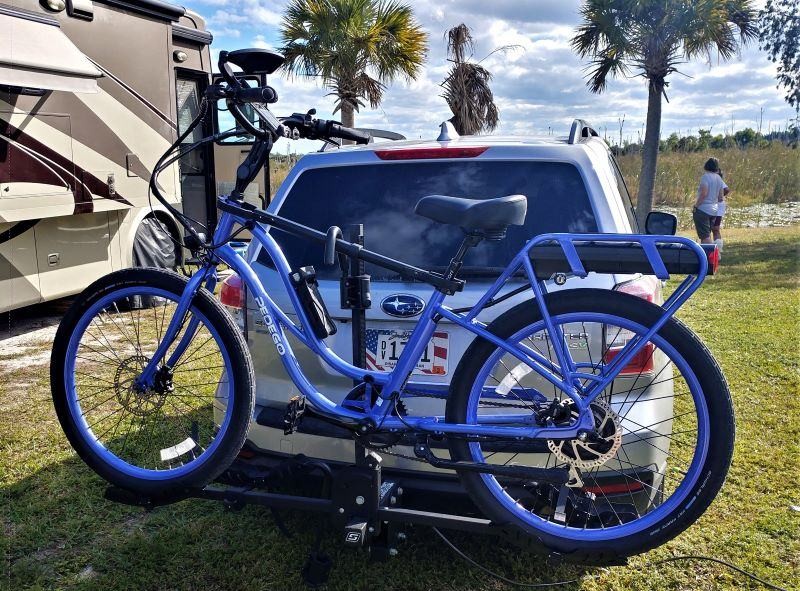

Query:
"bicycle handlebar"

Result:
[[215, 51, 371, 146], [328, 122, 371, 144], [280, 111, 371, 145], [234, 86, 279, 104]]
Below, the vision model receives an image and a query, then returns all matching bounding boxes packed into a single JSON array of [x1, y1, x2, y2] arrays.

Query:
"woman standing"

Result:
[[693, 158, 725, 244], [711, 169, 730, 249]]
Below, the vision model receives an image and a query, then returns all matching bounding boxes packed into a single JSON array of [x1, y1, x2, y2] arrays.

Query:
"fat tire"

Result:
[[446, 289, 734, 563], [51, 268, 255, 496]]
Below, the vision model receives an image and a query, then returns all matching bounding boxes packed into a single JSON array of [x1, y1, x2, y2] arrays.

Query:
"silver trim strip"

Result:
[[86, 57, 176, 129], [0, 4, 59, 27]]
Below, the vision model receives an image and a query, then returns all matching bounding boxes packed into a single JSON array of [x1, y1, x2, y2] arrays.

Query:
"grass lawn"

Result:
[[2, 226, 798, 591]]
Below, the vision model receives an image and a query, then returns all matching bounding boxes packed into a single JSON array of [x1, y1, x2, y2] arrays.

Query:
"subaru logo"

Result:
[[380, 294, 425, 318]]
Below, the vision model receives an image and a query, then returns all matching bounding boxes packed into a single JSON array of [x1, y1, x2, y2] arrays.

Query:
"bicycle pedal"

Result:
[[283, 395, 306, 435]]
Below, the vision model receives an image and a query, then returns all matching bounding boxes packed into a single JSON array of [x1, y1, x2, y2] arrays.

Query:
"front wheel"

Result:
[[446, 289, 734, 563], [51, 268, 255, 496]]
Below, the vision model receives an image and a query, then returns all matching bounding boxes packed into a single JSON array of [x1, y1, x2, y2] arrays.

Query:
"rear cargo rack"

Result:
[[525, 233, 714, 316], [529, 238, 718, 280]]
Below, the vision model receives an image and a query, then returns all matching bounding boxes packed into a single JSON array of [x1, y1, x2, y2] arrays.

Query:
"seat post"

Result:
[[442, 232, 483, 284]]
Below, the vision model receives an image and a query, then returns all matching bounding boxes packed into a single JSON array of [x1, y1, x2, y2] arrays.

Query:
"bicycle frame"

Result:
[[137, 196, 709, 442]]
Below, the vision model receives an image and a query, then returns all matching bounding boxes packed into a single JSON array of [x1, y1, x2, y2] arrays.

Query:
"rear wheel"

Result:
[[51, 268, 254, 496], [446, 289, 734, 562]]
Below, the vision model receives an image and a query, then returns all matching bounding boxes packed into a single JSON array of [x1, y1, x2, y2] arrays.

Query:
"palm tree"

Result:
[[441, 24, 500, 135], [572, 0, 757, 227], [280, 0, 427, 131]]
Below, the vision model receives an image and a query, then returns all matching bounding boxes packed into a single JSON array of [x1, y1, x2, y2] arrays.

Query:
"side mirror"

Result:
[[645, 211, 677, 235]]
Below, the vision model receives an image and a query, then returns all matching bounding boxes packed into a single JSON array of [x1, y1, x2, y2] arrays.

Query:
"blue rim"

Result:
[[467, 311, 710, 541], [64, 286, 236, 480]]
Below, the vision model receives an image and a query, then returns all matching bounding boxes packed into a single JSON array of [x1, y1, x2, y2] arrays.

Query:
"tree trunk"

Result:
[[636, 78, 664, 229], [340, 101, 355, 145]]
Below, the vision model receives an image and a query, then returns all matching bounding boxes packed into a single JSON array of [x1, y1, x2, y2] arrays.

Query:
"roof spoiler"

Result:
[[568, 119, 599, 144], [357, 128, 406, 141]]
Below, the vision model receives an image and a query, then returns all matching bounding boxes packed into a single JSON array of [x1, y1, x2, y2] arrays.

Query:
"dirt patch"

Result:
[[0, 299, 71, 351], [0, 349, 52, 371]]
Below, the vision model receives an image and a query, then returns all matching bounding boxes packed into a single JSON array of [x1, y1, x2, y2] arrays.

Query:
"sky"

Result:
[[184, 0, 796, 149]]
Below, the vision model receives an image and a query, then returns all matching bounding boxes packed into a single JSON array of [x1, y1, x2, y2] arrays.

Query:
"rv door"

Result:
[[176, 71, 216, 236]]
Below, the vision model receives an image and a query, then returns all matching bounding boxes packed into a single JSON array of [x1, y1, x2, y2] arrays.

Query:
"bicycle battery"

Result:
[[291, 266, 337, 339]]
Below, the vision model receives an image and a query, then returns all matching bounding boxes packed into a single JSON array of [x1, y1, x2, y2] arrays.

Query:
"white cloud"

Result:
[[191, 0, 796, 146]]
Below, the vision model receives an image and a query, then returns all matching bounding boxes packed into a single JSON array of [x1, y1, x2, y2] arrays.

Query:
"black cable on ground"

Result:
[[431, 527, 790, 591], [432, 527, 580, 588]]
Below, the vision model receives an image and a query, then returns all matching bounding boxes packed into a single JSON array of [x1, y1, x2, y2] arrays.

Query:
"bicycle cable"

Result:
[[432, 526, 790, 591]]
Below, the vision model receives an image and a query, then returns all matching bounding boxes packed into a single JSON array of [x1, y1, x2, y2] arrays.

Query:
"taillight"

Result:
[[219, 273, 244, 309], [584, 480, 645, 495], [374, 146, 488, 160], [706, 245, 720, 274], [604, 276, 660, 375]]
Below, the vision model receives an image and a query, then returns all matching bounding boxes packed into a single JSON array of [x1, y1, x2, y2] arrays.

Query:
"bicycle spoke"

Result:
[[465, 311, 707, 535], [65, 284, 238, 476]]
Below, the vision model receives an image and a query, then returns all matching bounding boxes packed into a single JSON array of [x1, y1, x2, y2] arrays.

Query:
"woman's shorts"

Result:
[[711, 216, 723, 228], [692, 207, 714, 239]]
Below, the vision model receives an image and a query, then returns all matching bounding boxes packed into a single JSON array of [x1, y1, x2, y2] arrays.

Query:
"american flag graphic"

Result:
[[365, 329, 448, 375]]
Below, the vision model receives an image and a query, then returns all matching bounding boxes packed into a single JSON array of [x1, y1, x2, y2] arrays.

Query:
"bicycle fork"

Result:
[[134, 265, 218, 390]]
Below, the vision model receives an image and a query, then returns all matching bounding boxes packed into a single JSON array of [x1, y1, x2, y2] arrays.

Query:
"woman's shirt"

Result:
[[697, 172, 723, 215]]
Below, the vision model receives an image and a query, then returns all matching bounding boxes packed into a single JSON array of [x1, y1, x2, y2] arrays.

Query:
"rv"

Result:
[[0, 0, 267, 312]]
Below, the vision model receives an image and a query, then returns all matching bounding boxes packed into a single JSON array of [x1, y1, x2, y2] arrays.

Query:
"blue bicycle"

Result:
[[51, 49, 733, 561]]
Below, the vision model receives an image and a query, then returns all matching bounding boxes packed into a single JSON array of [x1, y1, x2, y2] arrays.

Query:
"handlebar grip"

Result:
[[329, 123, 371, 145], [235, 86, 278, 104]]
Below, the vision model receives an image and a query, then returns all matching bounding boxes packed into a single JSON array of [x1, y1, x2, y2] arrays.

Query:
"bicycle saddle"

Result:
[[415, 194, 528, 237], [226, 48, 285, 75]]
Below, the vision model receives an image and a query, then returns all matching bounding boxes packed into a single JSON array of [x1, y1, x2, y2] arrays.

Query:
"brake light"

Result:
[[604, 276, 660, 375], [219, 273, 244, 309], [614, 275, 660, 302], [584, 480, 645, 495], [374, 146, 488, 160]]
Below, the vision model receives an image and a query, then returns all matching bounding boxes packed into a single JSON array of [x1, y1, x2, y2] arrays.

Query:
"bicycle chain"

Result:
[[353, 391, 539, 463]]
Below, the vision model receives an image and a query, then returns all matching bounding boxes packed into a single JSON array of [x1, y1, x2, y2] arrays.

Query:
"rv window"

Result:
[[212, 74, 262, 145]]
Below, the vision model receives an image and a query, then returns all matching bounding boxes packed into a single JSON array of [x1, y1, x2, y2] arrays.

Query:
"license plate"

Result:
[[366, 329, 449, 375]]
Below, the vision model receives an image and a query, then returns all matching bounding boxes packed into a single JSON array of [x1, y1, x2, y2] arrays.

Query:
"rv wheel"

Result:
[[131, 216, 180, 308]]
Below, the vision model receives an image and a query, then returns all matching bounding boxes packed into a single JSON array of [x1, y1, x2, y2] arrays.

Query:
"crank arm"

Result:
[[414, 441, 569, 485]]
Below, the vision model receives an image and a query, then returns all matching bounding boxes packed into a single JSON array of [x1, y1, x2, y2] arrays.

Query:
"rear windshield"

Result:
[[262, 160, 597, 281]]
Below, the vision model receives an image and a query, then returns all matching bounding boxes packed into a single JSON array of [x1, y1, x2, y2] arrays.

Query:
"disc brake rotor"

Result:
[[114, 355, 167, 417], [547, 399, 622, 469]]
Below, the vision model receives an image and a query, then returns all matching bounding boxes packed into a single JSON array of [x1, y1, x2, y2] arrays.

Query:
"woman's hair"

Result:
[[704, 157, 720, 172]]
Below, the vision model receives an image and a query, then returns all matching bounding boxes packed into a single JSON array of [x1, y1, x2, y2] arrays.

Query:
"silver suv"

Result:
[[220, 121, 666, 498]]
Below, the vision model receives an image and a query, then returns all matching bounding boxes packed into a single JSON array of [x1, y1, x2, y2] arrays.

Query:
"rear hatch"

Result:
[[247, 154, 612, 416]]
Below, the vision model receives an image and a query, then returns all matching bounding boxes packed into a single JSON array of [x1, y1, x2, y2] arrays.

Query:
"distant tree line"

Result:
[[610, 127, 798, 156]]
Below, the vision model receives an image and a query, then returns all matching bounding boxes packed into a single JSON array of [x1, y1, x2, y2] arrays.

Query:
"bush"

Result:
[[617, 143, 800, 208]]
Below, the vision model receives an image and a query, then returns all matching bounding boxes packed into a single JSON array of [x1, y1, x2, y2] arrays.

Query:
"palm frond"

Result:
[[572, 0, 757, 89], [279, 0, 427, 121], [442, 58, 498, 135], [446, 23, 474, 63]]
